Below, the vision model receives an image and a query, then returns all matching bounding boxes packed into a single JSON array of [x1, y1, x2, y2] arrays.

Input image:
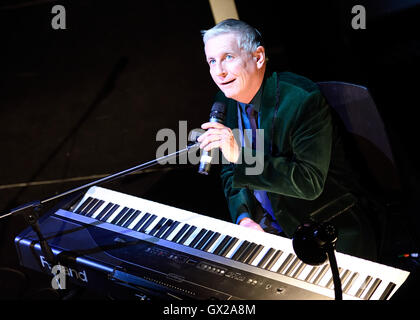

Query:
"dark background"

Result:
[[0, 0, 419, 300]]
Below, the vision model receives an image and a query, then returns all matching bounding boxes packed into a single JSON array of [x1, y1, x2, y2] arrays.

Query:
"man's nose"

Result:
[[213, 62, 227, 77]]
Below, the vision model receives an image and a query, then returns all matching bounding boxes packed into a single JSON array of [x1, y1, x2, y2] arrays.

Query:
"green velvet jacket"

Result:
[[217, 71, 357, 237]]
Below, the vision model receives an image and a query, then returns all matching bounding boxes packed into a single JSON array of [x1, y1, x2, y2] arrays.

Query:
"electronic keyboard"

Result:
[[14, 186, 410, 300]]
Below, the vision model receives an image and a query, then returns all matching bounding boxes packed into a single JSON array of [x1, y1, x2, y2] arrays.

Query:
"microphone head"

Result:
[[292, 222, 338, 266], [209, 102, 226, 123], [198, 102, 226, 175]]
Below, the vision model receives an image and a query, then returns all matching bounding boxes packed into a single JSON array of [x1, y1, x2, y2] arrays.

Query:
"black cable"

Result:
[[326, 246, 343, 300]]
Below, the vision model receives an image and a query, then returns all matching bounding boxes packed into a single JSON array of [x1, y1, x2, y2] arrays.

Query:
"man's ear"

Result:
[[253, 46, 266, 69]]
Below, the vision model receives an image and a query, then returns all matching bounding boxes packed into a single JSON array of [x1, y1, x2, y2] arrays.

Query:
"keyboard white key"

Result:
[[269, 252, 286, 272], [225, 239, 244, 259], [370, 280, 394, 300], [142, 215, 160, 234], [90, 201, 108, 219], [105, 206, 124, 223], [250, 246, 271, 267], [164, 222, 183, 241], [126, 211, 146, 229], [206, 234, 226, 253], [183, 227, 202, 246], [318, 268, 333, 287], [296, 264, 316, 281], [347, 273, 368, 296]]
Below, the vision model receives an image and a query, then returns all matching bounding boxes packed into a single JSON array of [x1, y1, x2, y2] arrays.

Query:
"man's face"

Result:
[[204, 33, 263, 103]]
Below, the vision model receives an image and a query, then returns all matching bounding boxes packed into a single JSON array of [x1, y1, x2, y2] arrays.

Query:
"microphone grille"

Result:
[[210, 102, 226, 121], [211, 101, 226, 113]]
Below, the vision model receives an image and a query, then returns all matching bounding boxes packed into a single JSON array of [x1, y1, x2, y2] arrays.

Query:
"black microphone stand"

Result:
[[1, 142, 201, 265], [325, 244, 343, 300], [292, 222, 343, 300]]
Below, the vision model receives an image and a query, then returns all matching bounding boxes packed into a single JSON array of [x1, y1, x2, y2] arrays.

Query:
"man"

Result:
[[197, 19, 379, 260]]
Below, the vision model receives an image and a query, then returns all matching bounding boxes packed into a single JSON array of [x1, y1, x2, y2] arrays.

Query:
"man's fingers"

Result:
[[197, 128, 229, 144], [199, 133, 221, 149], [201, 122, 226, 130], [200, 128, 223, 137], [239, 218, 265, 232], [197, 122, 239, 163], [203, 140, 222, 152]]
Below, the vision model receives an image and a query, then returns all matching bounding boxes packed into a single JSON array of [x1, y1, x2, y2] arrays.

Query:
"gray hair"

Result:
[[201, 19, 264, 53]]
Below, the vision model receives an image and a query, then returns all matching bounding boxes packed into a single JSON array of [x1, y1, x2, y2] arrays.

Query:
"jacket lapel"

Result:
[[260, 72, 278, 155]]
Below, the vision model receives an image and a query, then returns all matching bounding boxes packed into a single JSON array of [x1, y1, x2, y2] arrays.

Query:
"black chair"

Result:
[[317, 81, 400, 194], [317, 81, 402, 259]]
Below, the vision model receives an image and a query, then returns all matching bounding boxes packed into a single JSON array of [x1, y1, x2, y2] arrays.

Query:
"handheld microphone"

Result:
[[198, 102, 226, 175]]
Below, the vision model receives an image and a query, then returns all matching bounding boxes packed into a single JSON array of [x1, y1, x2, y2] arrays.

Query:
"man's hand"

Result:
[[197, 122, 240, 163], [238, 217, 265, 232]]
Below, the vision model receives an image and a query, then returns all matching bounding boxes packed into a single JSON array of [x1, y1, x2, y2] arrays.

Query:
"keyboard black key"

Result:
[[94, 202, 113, 220], [139, 214, 157, 233], [100, 204, 120, 222], [220, 237, 239, 257], [313, 264, 330, 285], [264, 250, 283, 270], [213, 236, 231, 255], [355, 276, 372, 298], [326, 267, 342, 289], [149, 217, 167, 236], [363, 278, 382, 300], [122, 210, 141, 228], [194, 230, 215, 250], [339, 269, 351, 286], [285, 256, 301, 276], [161, 221, 180, 240], [178, 226, 197, 244], [111, 207, 130, 224], [257, 248, 275, 268], [154, 219, 174, 238], [379, 282, 396, 300], [81, 198, 100, 215], [237, 242, 257, 263], [189, 229, 207, 248], [231, 241, 251, 261], [171, 224, 190, 243], [132, 212, 151, 231], [277, 253, 294, 274], [343, 272, 359, 294], [74, 197, 94, 214], [202, 232, 221, 252], [291, 261, 307, 279], [86, 199, 105, 217], [305, 266, 320, 282], [244, 244, 264, 265], [116, 208, 136, 226]]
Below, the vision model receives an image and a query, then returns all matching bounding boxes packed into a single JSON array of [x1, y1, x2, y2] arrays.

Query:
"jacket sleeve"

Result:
[[220, 162, 256, 223], [232, 90, 332, 200]]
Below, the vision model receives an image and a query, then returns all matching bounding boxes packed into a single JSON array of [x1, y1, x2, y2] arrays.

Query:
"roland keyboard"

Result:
[[15, 186, 409, 300]]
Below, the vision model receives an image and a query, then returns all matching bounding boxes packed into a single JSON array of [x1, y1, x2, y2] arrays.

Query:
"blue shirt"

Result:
[[235, 86, 279, 230]]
